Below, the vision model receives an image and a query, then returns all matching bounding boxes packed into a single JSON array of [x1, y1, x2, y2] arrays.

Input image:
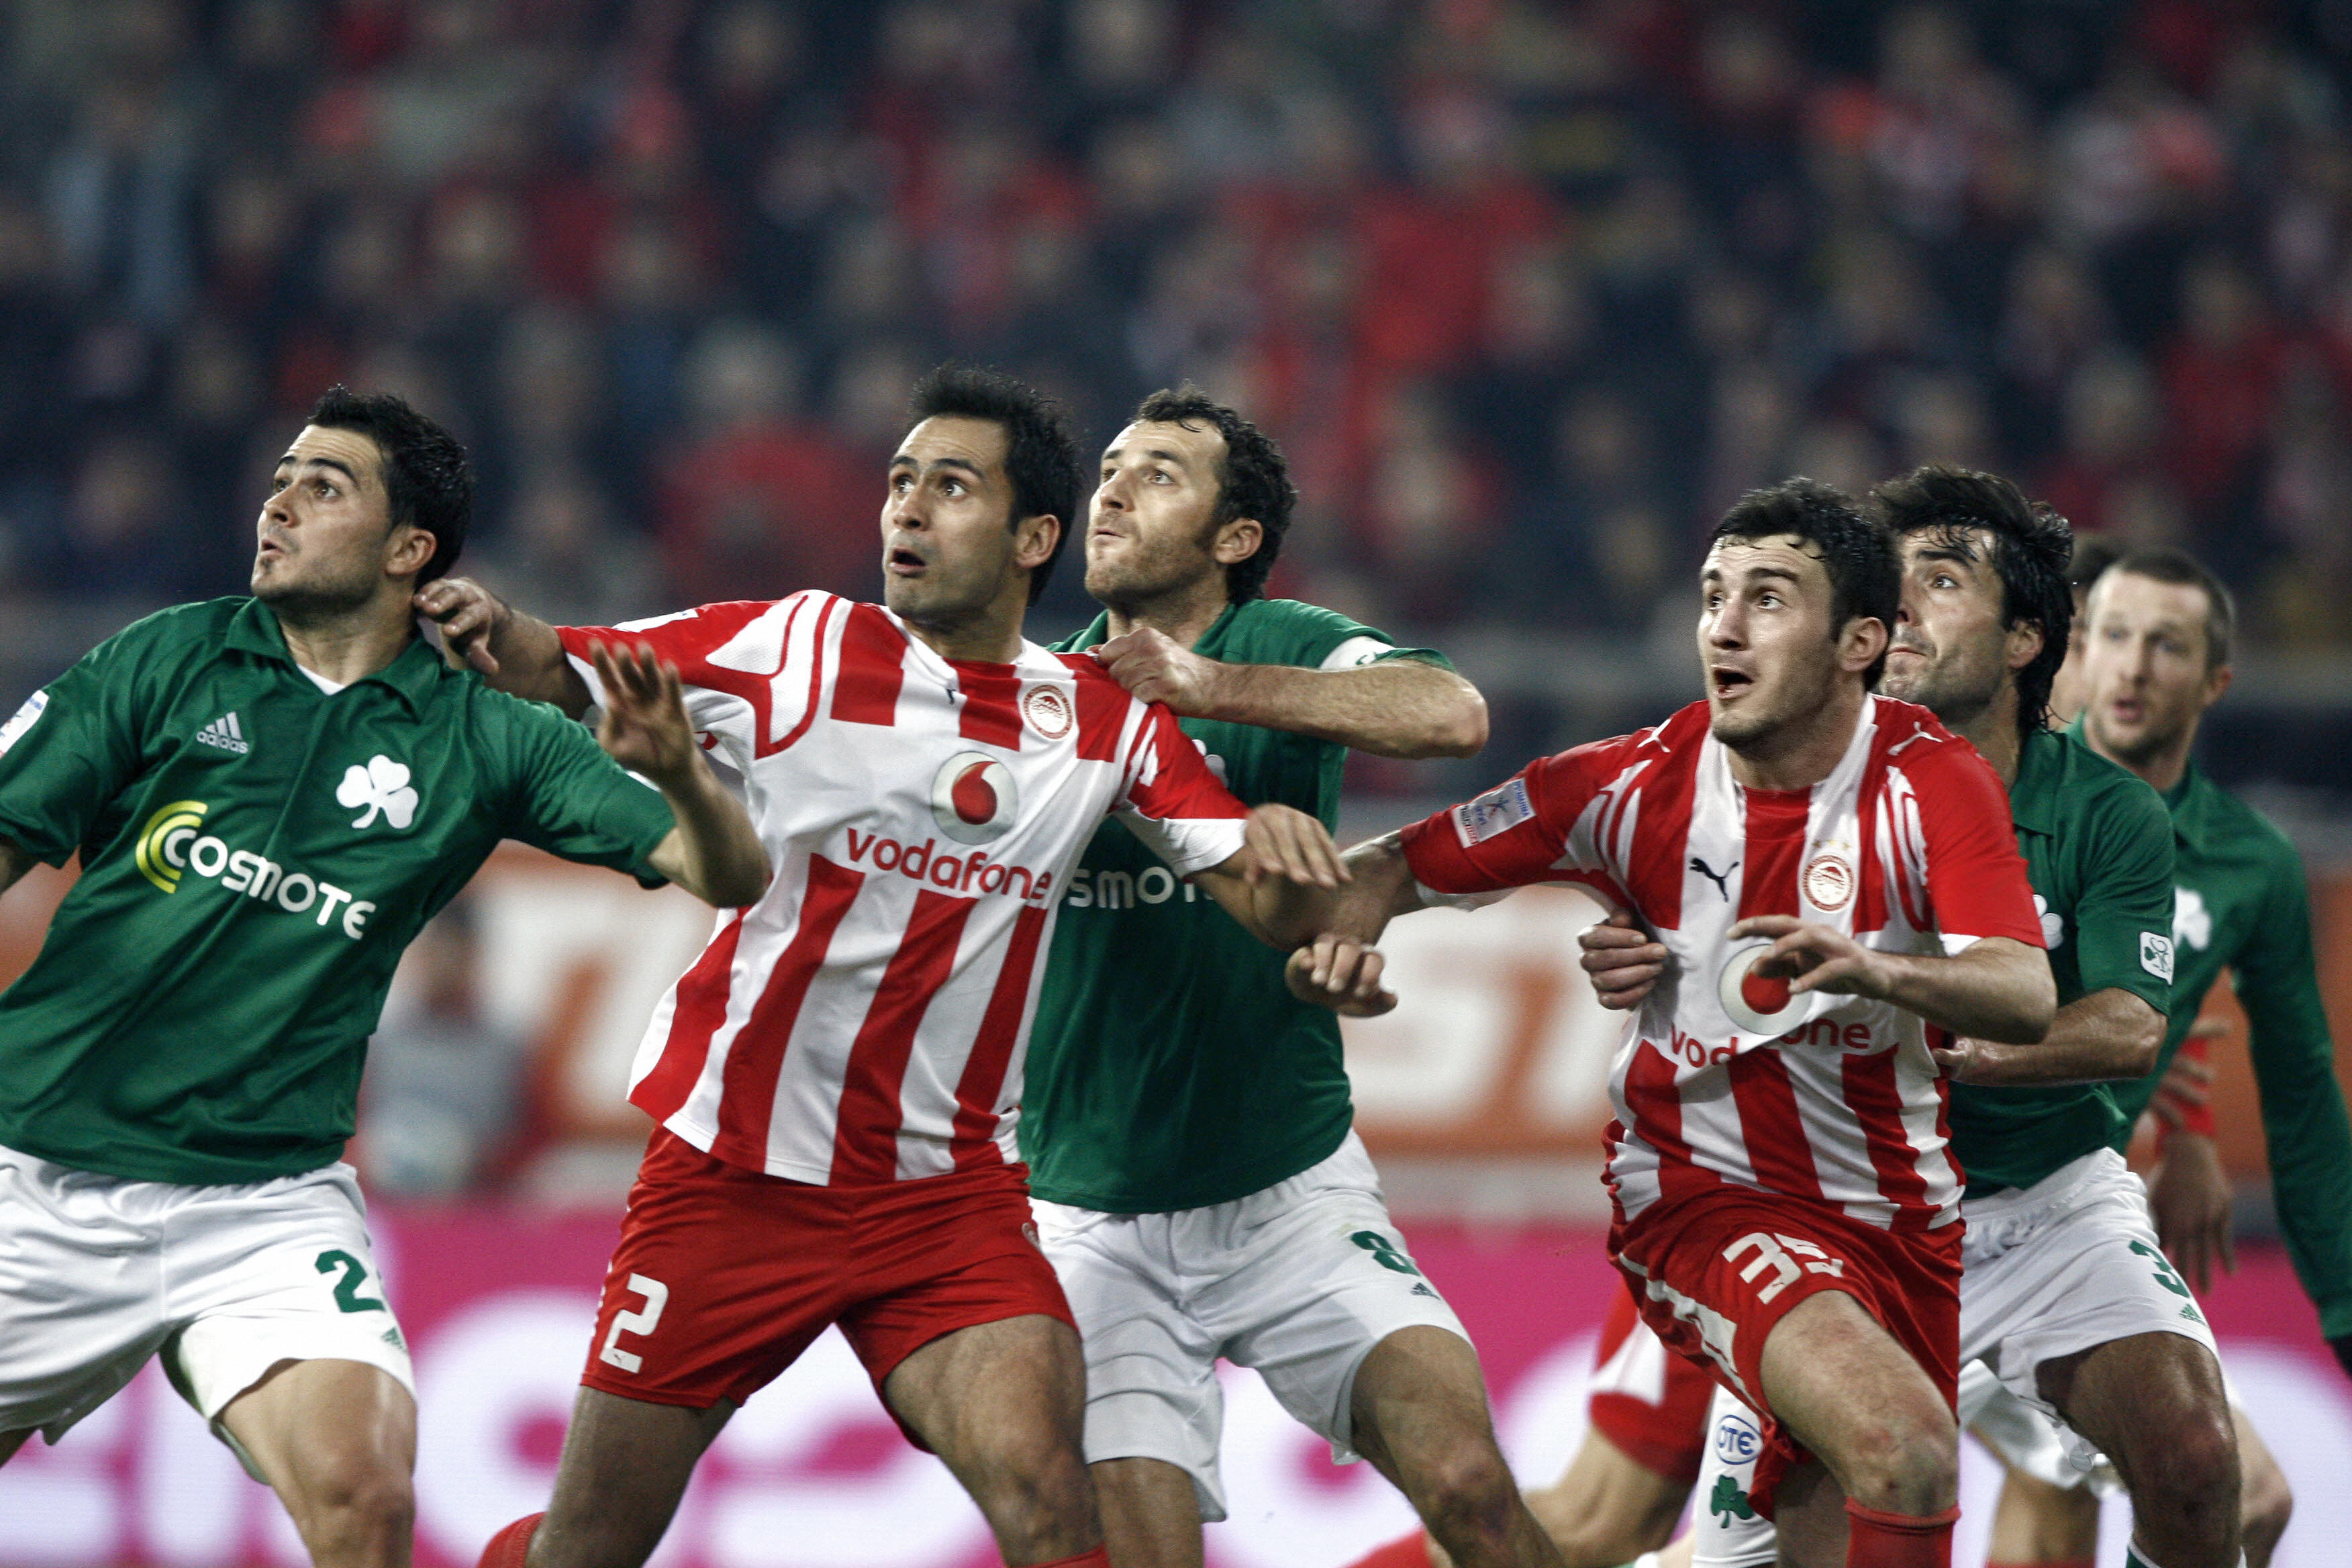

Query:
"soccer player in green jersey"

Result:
[[0, 389, 769, 1568], [1018, 389, 1591, 1568], [1975, 546, 2352, 1568]]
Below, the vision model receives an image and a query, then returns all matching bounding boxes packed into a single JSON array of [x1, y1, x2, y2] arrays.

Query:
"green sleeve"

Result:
[[2234, 839, 2352, 1340], [2070, 779, 2177, 1015], [1257, 599, 1452, 672], [0, 626, 156, 865], [489, 693, 677, 879]]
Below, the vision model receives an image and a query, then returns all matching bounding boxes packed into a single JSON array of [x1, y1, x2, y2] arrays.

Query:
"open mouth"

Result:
[[1711, 667, 1754, 697], [887, 546, 926, 575]]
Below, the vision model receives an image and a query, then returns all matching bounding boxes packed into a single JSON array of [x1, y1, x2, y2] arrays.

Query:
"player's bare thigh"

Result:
[[219, 1358, 418, 1568], [1093, 1456, 1206, 1568], [1756, 1291, 1956, 1518], [881, 1312, 1100, 1562]]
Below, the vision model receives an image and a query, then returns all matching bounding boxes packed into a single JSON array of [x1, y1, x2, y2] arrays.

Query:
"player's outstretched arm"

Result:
[[1095, 628, 1487, 758], [1190, 803, 1353, 949], [414, 577, 591, 717], [1281, 832, 1432, 1016], [1732, 916, 2055, 1044], [592, 642, 771, 908], [1932, 987, 2164, 1084]]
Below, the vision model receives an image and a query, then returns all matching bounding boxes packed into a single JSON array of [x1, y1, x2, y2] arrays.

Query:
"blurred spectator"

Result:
[[360, 898, 528, 1197], [25, 427, 216, 603], [656, 317, 874, 603]]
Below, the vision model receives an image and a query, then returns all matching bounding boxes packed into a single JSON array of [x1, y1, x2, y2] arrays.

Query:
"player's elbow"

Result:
[[712, 860, 773, 909], [1422, 686, 1489, 758], [2114, 1008, 2165, 1079], [1989, 961, 2059, 1044]]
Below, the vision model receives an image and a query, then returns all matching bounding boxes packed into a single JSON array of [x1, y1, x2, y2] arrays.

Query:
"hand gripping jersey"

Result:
[[1402, 697, 2045, 1233], [561, 594, 1251, 1187]]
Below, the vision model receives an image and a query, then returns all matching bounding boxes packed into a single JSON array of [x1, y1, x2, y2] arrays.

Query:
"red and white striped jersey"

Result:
[[561, 593, 1252, 1186], [1402, 697, 2043, 1232]]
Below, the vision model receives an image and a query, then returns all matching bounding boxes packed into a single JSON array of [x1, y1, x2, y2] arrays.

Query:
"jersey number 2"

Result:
[[314, 1249, 386, 1314], [599, 1274, 670, 1373]]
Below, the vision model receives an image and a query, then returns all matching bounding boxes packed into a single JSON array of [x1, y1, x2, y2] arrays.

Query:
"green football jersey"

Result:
[[0, 598, 677, 1185], [1022, 598, 1447, 1212], [1947, 728, 2176, 1195], [2089, 740, 2352, 1339]]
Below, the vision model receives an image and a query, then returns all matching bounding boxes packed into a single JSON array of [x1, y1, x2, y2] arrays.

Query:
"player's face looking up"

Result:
[[881, 415, 1060, 632], [1881, 527, 2041, 731], [1698, 534, 1885, 751], [2081, 569, 2232, 765], [252, 424, 436, 622], [1085, 420, 1263, 609]]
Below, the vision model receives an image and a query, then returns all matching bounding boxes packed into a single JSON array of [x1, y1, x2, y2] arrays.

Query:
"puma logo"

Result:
[[1691, 856, 1737, 901]]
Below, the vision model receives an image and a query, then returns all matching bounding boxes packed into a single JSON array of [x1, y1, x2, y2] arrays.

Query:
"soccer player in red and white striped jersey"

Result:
[[424, 367, 1351, 1568], [1300, 481, 2055, 1568]]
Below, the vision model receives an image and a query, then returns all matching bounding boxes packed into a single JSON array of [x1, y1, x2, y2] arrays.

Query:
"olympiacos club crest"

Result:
[[930, 752, 1018, 844]]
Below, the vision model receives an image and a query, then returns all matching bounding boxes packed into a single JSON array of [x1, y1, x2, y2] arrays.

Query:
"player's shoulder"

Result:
[[105, 596, 249, 654], [1534, 701, 1708, 796], [2195, 770, 2301, 873], [601, 593, 812, 644], [1870, 697, 2002, 787], [2037, 728, 2169, 826]]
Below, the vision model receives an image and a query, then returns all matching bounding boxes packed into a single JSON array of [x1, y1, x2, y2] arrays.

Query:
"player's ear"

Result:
[[1213, 517, 1262, 567], [2006, 618, 2044, 673], [1839, 614, 1889, 674], [386, 522, 436, 582], [1012, 511, 1059, 574]]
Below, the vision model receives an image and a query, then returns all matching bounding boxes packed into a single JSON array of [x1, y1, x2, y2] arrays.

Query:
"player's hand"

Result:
[[1727, 916, 1890, 1000], [2149, 1129, 2236, 1295], [1239, 803, 1346, 888], [1579, 909, 1666, 1010], [1095, 627, 1225, 716], [591, 641, 697, 788], [1286, 934, 1396, 1016], [1931, 1038, 1994, 1081], [415, 576, 509, 676]]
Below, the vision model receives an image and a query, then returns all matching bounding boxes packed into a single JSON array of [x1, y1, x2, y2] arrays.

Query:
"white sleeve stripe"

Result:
[[1320, 634, 1398, 671]]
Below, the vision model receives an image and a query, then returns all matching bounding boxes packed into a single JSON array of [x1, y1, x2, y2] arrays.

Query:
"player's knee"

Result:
[[1834, 1411, 1957, 1516], [965, 1427, 1095, 1549], [290, 1455, 415, 1557], [1407, 1444, 1520, 1550], [2126, 1406, 2237, 1534]]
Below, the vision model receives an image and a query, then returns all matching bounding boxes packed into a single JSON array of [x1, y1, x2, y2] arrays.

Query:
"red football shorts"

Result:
[[580, 1128, 1075, 1447], [1585, 1279, 1714, 1483], [1610, 1187, 1961, 1508]]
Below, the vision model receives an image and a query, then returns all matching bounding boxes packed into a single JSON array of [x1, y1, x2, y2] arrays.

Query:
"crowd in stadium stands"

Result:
[[1, 0, 2350, 646]]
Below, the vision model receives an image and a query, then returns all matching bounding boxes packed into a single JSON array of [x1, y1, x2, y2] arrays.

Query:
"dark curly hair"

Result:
[[1128, 385, 1298, 603], [305, 385, 473, 585], [1871, 464, 2075, 740], [910, 363, 1081, 605], [1710, 478, 1900, 686]]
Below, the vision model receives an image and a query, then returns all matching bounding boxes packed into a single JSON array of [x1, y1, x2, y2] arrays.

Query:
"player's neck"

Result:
[[1947, 685, 2024, 785], [1101, 573, 1230, 651], [2089, 722, 2196, 796], [899, 593, 1028, 665], [272, 593, 418, 686], [1724, 681, 1867, 792]]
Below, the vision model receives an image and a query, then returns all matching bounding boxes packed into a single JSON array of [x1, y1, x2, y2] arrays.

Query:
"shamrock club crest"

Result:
[[338, 754, 420, 830]]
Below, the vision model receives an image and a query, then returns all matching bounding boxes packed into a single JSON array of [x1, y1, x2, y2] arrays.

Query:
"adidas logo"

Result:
[[195, 713, 250, 755]]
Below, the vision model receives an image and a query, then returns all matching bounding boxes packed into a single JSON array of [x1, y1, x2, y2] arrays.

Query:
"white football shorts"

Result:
[[0, 1140, 415, 1469], [1957, 1146, 2220, 1477], [1032, 1130, 1469, 1522]]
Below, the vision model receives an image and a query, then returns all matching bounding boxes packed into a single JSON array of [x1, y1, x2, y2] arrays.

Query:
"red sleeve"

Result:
[[1907, 741, 2047, 950], [1399, 748, 1608, 897], [2157, 1030, 2220, 1144], [1116, 700, 1251, 878], [556, 599, 778, 695]]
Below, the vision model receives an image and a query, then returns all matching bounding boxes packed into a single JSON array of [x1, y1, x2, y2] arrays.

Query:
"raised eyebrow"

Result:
[[277, 454, 362, 484]]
